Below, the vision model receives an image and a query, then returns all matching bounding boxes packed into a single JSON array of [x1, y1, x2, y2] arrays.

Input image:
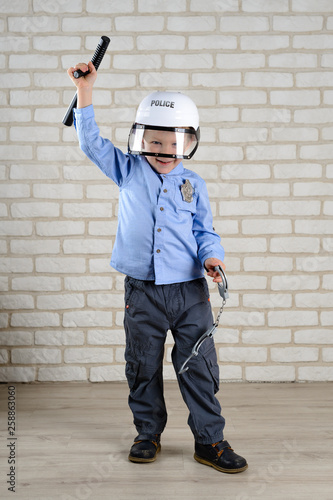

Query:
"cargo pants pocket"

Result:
[[125, 357, 141, 391], [203, 343, 220, 394]]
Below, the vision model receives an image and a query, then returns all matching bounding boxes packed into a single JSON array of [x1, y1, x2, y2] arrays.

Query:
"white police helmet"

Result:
[[128, 91, 200, 159]]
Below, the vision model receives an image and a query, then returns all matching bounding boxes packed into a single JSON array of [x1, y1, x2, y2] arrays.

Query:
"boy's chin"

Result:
[[146, 157, 181, 173]]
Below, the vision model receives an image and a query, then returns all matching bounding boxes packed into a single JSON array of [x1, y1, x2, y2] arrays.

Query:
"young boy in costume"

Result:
[[67, 61, 248, 473]]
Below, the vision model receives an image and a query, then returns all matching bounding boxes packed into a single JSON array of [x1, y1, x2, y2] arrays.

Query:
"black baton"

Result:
[[62, 35, 110, 127]]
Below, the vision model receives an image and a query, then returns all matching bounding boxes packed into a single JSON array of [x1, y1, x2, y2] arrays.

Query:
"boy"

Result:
[[67, 61, 248, 473]]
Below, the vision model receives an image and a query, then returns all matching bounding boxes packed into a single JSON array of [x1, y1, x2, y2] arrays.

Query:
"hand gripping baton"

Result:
[[178, 266, 229, 375], [62, 35, 110, 127]]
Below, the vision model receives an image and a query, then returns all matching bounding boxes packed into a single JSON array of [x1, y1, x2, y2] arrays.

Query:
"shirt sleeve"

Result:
[[193, 180, 225, 266], [74, 105, 135, 187]]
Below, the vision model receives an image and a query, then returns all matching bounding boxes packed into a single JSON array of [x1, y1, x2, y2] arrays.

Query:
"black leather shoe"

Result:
[[128, 435, 161, 463], [194, 440, 248, 473]]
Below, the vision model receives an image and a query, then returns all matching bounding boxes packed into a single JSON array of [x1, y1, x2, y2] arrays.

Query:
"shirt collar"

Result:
[[166, 162, 185, 176]]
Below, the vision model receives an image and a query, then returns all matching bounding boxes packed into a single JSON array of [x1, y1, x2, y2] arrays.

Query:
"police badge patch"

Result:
[[181, 179, 194, 203]]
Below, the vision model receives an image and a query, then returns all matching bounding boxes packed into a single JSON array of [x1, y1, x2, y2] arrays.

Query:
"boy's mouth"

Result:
[[156, 159, 173, 165], [145, 155, 181, 173]]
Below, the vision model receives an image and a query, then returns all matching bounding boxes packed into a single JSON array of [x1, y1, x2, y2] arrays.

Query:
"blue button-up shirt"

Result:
[[74, 105, 224, 285]]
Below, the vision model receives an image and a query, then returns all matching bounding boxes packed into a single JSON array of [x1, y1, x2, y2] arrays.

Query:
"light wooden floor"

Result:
[[0, 382, 333, 500]]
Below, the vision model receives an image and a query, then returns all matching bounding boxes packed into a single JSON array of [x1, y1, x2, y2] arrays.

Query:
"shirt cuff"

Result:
[[200, 249, 225, 270], [73, 104, 95, 130], [74, 104, 95, 119]]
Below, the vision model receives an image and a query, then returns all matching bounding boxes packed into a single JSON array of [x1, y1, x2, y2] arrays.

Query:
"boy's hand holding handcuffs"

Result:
[[204, 257, 226, 283]]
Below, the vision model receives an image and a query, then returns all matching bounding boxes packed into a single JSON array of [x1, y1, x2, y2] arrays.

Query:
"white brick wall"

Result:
[[1, 0, 332, 383]]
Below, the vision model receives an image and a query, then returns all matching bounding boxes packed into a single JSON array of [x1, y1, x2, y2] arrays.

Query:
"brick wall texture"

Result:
[[1, 0, 333, 383]]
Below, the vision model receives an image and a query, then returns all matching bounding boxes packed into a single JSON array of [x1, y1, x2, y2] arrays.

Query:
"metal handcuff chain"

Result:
[[178, 265, 229, 375]]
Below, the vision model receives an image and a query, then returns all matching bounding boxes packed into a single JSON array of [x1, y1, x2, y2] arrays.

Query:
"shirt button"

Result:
[[156, 249, 161, 253], [157, 228, 162, 232], [163, 189, 167, 193], [160, 207, 164, 211]]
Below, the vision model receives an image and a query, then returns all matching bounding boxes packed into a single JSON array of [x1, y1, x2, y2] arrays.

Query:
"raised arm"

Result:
[[66, 62, 134, 187]]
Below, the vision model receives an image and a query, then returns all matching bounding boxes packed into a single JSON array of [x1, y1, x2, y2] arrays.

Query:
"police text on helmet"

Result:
[[151, 100, 175, 108]]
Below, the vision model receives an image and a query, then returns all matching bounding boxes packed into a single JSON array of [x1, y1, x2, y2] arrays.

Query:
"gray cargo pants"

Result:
[[123, 276, 225, 445]]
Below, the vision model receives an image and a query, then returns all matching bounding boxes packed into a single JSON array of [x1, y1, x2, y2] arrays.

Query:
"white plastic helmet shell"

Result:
[[135, 91, 199, 130], [128, 91, 200, 159]]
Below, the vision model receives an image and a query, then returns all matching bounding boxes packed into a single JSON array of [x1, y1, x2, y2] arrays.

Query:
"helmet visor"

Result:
[[128, 124, 200, 160]]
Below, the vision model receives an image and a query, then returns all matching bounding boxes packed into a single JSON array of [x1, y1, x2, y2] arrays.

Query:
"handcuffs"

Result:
[[178, 265, 229, 375]]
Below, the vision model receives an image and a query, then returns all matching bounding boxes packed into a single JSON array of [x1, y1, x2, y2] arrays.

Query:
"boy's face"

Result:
[[142, 129, 191, 174]]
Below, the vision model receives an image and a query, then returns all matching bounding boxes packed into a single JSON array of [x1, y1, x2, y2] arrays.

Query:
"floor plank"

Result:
[[0, 382, 333, 500]]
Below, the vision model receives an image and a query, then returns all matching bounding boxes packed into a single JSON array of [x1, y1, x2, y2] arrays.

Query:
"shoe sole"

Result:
[[128, 444, 161, 463], [194, 453, 248, 474]]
